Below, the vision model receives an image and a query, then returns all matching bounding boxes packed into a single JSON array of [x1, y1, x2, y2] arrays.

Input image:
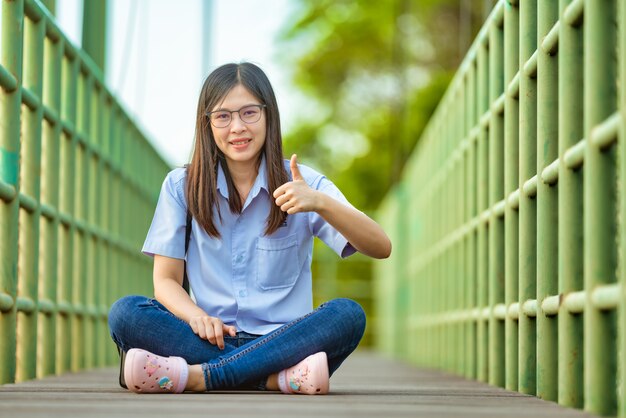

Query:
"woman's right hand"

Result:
[[152, 256, 237, 350], [188, 315, 237, 349]]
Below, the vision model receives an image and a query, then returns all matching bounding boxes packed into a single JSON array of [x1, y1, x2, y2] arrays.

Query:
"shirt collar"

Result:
[[216, 155, 268, 200]]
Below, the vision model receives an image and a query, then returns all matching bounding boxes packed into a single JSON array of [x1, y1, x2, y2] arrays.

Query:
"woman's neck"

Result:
[[226, 158, 260, 201]]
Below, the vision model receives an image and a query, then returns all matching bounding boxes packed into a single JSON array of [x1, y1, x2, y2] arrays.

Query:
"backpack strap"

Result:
[[182, 163, 192, 294], [182, 209, 192, 294]]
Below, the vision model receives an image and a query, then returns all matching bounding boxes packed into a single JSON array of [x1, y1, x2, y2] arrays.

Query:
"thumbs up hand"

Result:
[[289, 153, 304, 182], [273, 154, 321, 214], [275, 155, 392, 259]]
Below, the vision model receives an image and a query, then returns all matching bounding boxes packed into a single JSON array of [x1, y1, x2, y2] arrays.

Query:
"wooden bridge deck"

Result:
[[0, 350, 596, 418]]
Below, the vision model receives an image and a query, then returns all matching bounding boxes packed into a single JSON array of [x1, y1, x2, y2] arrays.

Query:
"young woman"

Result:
[[108, 62, 391, 395]]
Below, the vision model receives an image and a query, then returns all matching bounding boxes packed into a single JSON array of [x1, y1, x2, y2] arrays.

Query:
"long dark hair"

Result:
[[186, 62, 288, 238]]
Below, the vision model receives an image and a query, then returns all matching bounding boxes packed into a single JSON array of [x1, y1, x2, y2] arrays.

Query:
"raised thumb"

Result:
[[290, 154, 303, 181]]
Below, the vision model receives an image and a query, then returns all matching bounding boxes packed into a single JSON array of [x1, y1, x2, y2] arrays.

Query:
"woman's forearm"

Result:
[[154, 276, 207, 322], [315, 193, 392, 259]]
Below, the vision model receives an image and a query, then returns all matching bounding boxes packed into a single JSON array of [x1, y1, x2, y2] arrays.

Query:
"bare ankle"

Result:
[[185, 365, 207, 392], [266, 373, 279, 391]]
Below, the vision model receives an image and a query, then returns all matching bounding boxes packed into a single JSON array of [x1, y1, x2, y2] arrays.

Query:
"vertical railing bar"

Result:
[[467, 62, 478, 380], [583, 0, 618, 415], [0, 0, 24, 385], [504, 0, 520, 393], [450, 108, 457, 374], [436, 119, 443, 370], [57, 49, 78, 376], [536, 0, 559, 402], [456, 86, 465, 376], [72, 71, 89, 372], [518, 0, 538, 396], [488, 18, 505, 388], [476, 37, 490, 383], [406, 165, 428, 364], [91, 86, 103, 368], [453, 145, 459, 374], [449, 120, 455, 372], [557, 0, 585, 408], [99, 89, 106, 367], [101, 95, 112, 366], [399, 184, 409, 362], [443, 115, 450, 372], [444, 118, 449, 372], [84, 82, 97, 369], [421, 131, 429, 364], [38, 24, 62, 379], [459, 77, 467, 378], [16, 10, 44, 383]]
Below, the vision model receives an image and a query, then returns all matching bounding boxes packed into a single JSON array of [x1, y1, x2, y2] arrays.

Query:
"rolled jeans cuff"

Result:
[[202, 363, 212, 391]]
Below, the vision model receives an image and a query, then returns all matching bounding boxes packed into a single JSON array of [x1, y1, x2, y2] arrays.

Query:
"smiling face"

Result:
[[210, 84, 267, 170]]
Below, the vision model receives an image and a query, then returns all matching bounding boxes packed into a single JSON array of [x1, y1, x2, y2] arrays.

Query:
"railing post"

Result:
[[487, 13, 505, 388], [16, 5, 44, 383], [57, 52, 79, 376], [394, 182, 408, 360], [584, 0, 618, 415], [557, 0, 584, 408], [72, 71, 91, 372], [476, 37, 490, 383], [535, 0, 559, 402], [464, 60, 478, 381], [456, 84, 466, 377], [39, 0, 55, 16], [504, 0, 520, 393], [81, 0, 107, 73], [0, 0, 24, 385], [518, 0, 537, 396], [38, 23, 63, 379]]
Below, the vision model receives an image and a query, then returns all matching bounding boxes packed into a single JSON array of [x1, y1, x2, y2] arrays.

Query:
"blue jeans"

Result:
[[107, 296, 366, 391]]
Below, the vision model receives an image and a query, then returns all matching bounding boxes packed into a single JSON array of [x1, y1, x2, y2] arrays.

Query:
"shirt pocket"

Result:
[[255, 234, 299, 290]]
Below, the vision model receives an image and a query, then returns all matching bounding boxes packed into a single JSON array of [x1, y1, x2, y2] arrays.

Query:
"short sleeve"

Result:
[[141, 169, 188, 259], [308, 177, 357, 259]]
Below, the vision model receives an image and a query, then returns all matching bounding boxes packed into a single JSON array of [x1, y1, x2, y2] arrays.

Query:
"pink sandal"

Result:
[[124, 348, 189, 393], [278, 352, 329, 395]]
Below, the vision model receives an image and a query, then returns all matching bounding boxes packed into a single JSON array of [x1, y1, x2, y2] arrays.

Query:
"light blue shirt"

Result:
[[142, 158, 356, 335]]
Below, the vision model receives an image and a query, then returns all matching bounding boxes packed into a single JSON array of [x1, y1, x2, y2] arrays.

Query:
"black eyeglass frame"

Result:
[[205, 104, 267, 128]]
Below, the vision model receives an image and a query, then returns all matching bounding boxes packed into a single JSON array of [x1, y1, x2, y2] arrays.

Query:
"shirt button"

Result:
[[235, 254, 243, 263], [238, 290, 246, 297]]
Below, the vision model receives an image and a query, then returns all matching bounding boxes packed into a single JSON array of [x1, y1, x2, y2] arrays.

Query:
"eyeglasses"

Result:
[[206, 104, 266, 128]]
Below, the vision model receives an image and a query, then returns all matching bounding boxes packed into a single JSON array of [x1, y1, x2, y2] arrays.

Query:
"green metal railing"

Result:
[[0, 0, 168, 384], [375, 0, 626, 416]]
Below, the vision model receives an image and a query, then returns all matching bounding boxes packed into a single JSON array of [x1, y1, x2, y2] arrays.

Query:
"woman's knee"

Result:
[[108, 295, 147, 334], [324, 298, 366, 337]]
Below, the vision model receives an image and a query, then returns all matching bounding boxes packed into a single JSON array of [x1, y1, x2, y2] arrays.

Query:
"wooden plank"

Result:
[[0, 351, 597, 418]]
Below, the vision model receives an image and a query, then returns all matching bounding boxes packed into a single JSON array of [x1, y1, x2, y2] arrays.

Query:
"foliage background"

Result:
[[278, 0, 497, 345]]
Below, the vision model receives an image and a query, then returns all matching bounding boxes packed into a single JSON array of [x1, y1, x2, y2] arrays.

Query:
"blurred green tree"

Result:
[[279, 0, 495, 210]]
